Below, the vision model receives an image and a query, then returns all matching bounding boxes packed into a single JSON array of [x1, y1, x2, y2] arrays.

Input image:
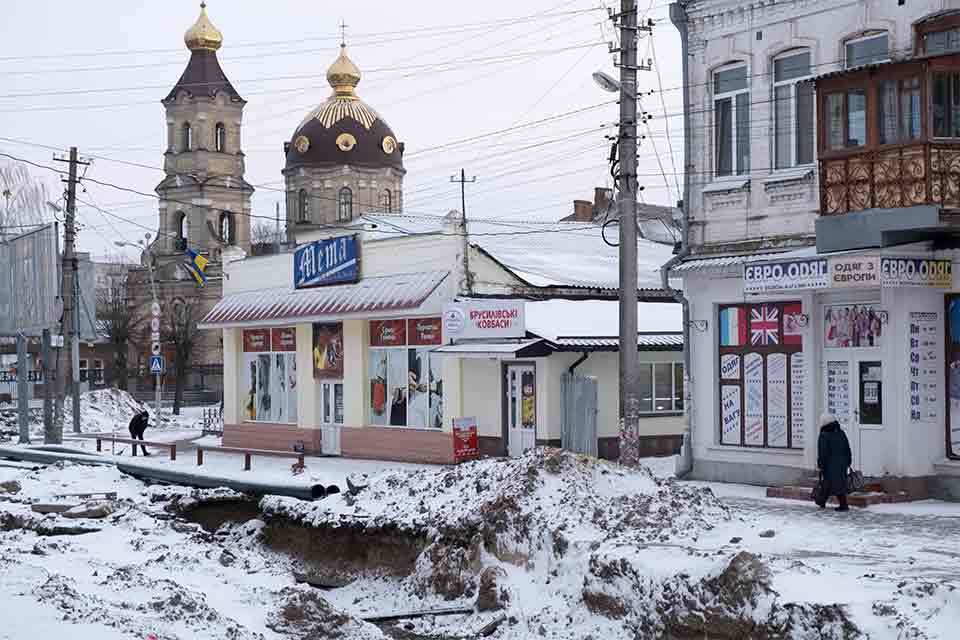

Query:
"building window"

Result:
[[718, 302, 805, 449], [338, 187, 353, 222], [215, 122, 226, 152], [79, 359, 88, 383], [93, 359, 104, 384], [826, 90, 868, 150], [924, 27, 960, 55], [379, 189, 392, 213], [845, 32, 889, 69], [176, 211, 188, 249], [182, 122, 192, 151], [773, 50, 814, 169], [933, 72, 960, 138], [368, 318, 443, 429], [241, 328, 298, 424], [298, 189, 310, 222], [637, 362, 684, 413], [219, 212, 234, 245], [879, 77, 921, 144], [714, 63, 750, 177]]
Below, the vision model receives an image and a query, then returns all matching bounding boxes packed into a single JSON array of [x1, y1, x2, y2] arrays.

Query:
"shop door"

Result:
[[505, 364, 537, 457], [825, 358, 883, 476], [320, 381, 343, 456]]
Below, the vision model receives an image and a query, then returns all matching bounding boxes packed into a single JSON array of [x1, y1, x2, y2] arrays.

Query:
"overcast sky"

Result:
[[0, 0, 681, 261]]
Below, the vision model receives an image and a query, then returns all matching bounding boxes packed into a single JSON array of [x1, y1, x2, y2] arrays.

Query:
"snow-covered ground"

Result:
[[1, 449, 960, 638]]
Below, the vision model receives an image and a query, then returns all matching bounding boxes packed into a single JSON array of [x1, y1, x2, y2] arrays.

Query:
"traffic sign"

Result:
[[150, 317, 160, 332], [151, 342, 161, 356], [151, 331, 161, 342], [149, 355, 165, 375], [151, 302, 161, 317]]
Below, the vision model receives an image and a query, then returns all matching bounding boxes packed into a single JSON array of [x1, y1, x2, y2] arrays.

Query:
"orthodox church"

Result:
[[130, 3, 404, 400]]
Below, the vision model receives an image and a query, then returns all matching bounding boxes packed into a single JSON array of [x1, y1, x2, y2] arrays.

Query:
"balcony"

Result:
[[819, 142, 960, 215]]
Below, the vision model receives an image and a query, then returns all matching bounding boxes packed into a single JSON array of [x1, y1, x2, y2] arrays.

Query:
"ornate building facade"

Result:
[[283, 45, 405, 243]]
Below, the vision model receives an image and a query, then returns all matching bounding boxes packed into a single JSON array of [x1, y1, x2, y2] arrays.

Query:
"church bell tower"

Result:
[[155, 2, 253, 271]]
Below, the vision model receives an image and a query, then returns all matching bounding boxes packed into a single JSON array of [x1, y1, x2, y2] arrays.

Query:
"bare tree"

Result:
[[0, 161, 52, 232], [249, 221, 279, 256], [161, 296, 203, 415], [96, 260, 143, 391]]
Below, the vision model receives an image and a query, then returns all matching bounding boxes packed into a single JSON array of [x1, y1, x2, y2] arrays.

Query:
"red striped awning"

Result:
[[199, 271, 449, 328]]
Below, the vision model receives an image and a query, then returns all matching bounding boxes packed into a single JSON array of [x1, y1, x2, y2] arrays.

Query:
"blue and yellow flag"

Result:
[[184, 248, 209, 286]]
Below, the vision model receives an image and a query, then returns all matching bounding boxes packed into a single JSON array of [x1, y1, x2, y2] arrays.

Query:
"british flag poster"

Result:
[[750, 305, 780, 346]]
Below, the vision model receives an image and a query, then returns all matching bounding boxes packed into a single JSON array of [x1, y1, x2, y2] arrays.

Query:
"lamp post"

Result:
[[116, 234, 162, 430]]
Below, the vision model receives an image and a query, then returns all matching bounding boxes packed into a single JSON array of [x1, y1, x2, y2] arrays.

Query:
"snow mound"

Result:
[[263, 448, 730, 562]]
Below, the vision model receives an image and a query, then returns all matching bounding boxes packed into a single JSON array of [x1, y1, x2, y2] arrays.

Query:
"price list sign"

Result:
[[909, 312, 940, 423], [826, 360, 851, 424]]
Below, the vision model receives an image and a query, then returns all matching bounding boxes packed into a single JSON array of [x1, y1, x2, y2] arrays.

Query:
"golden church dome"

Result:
[[184, 3, 223, 52], [326, 45, 362, 96]]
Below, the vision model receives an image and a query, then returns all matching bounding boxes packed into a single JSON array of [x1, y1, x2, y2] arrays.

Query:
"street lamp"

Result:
[[115, 236, 162, 430]]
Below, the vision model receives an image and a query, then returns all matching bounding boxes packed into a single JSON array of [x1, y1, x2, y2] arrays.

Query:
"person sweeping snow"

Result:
[[127, 410, 151, 456], [816, 413, 852, 512]]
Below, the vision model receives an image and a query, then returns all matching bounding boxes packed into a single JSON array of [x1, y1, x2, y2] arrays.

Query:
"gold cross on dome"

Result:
[[339, 20, 348, 46]]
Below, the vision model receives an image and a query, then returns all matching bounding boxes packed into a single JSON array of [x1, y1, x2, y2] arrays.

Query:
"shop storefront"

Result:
[[680, 245, 960, 493]]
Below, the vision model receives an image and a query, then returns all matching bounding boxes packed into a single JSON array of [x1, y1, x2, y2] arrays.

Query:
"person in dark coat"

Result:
[[128, 410, 151, 456], [817, 413, 851, 511]]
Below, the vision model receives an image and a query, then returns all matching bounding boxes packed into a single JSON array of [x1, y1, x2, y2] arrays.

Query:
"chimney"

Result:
[[572, 200, 593, 221], [593, 187, 613, 216]]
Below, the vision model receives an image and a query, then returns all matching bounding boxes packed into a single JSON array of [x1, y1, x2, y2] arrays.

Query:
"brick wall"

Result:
[[223, 423, 321, 453], [341, 426, 454, 464]]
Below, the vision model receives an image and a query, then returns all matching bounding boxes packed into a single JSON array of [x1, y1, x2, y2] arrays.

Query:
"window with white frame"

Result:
[[241, 328, 298, 424], [368, 318, 444, 429], [714, 63, 750, 177], [773, 50, 814, 169], [79, 359, 88, 383], [845, 32, 889, 69], [638, 361, 684, 413], [93, 359, 104, 384]]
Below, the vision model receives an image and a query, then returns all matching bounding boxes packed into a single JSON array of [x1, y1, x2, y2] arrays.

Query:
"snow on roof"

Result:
[[355, 214, 676, 292], [525, 300, 682, 341]]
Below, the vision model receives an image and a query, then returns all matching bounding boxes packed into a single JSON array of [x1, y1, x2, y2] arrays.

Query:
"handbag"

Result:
[[810, 473, 828, 504], [847, 468, 866, 493]]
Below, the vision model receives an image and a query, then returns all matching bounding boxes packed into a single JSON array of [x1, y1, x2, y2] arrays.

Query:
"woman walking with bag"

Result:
[[817, 414, 852, 512]]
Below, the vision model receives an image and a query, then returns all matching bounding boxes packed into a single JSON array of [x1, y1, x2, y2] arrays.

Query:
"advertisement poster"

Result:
[[271, 327, 297, 352], [242, 328, 271, 352], [909, 311, 939, 424], [767, 353, 788, 447], [408, 317, 443, 346], [442, 300, 525, 342], [824, 303, 883, 348], [721, 385, 741, 445], [520, 370, 536, 429], [743, 258, 828, 293], [293, 234, 360, 289], [790, 353, 805, 449], [720, 354, 740, 380], [744, 353, 764, 446], [829, 256, 880, 288], [312, 323, 343, 380], [826, 360, 851, 424], [881, 258, 951, 288], [370, 319, 407, 347], [453, 416, 480, 464]]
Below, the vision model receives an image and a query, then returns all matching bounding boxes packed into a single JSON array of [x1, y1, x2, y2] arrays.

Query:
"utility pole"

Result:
[[275, 202, 281, 253], [615, 0, 641, 467], [449, 169, 476, 296], [52, 147, 89, 440]]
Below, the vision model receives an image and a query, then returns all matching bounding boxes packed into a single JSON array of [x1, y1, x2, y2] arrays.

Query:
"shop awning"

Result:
[[199, 271, 449, 328], [552, 333, 683, 351], [432, 339, 550, 359]]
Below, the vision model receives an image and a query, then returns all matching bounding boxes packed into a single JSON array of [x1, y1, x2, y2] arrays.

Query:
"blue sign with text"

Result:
[[293, 234, 360, 289], [149, 355, 165, 375]]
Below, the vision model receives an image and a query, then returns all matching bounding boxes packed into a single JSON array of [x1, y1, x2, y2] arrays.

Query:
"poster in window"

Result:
[[783, 303, 803, 345], [270, 353, 287, 422], [242, 328, 270, 352], [256, 354, 271, 421], [720, 385, 741, 445], [312, 323, 343, 380], [429, 352, 444, 429], [271, 327, 297, 352], [408, 317, 442, 346], [720, 354, 740, 380], [369, 350, 388, 426], [387, 349, 408, 426], [719, 306, 747, 346], [370, 319, 406, 347], [750, 305, 780, 346], [908, 311, 939, 424], [243, 354, 259, 420], [520, 370, 536, 429], [767, 354, 788, 447], [826, 360, 851, 424], [824, 303, 883, 348], [744, 353, 765, 445], [790, 353, 805, 449], [407, 349, 430, 428]]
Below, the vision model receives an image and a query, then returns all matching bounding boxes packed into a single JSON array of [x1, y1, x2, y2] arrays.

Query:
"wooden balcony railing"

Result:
[[819, 142, 960, 215]]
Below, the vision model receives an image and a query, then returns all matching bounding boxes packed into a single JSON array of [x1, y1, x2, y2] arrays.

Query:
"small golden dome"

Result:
[[327, 45, 362, 96], [184, 3, 223, 52]]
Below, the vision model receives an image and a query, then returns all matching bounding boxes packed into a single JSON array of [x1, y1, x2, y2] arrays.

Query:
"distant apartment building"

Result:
[[671, 0, 960, 497]]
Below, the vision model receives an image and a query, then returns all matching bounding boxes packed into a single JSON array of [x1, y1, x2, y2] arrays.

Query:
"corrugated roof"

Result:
[[552, 333, 683, 351], [672, 252, 787, 272], [200, 271, 448, 328]]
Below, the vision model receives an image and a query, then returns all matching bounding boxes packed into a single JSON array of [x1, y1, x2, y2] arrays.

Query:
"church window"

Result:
[[338, 187, 353, 222], [379, 189, 392, 213], [177, 211, 188, 249], [182, 122, 193, 152], [298, 189, 310, 222], [215, 123, 226, 153], [220, 212, 235, 245]]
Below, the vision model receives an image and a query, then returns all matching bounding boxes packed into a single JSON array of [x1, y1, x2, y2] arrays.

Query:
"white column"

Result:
[[296, 323, 318, 428], [441, 355, 463, 433], [343, 319, 367, 426], [222, 328, 239, 424]]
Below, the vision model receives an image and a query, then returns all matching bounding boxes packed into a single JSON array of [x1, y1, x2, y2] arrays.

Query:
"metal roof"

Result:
[[199, 271, 448, 328], [671, 251, 791, 272], [552, 333, 683, 352], [432, 339, 548, 359]]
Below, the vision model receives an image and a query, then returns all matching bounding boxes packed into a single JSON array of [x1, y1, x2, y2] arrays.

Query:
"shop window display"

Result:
[[369, 317, 443, 429], [242, 328, 297, 424], [717, 302, 804, 449]]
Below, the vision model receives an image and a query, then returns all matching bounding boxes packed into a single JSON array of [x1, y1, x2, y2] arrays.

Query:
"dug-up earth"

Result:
[[1, 449, 957, 639]]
